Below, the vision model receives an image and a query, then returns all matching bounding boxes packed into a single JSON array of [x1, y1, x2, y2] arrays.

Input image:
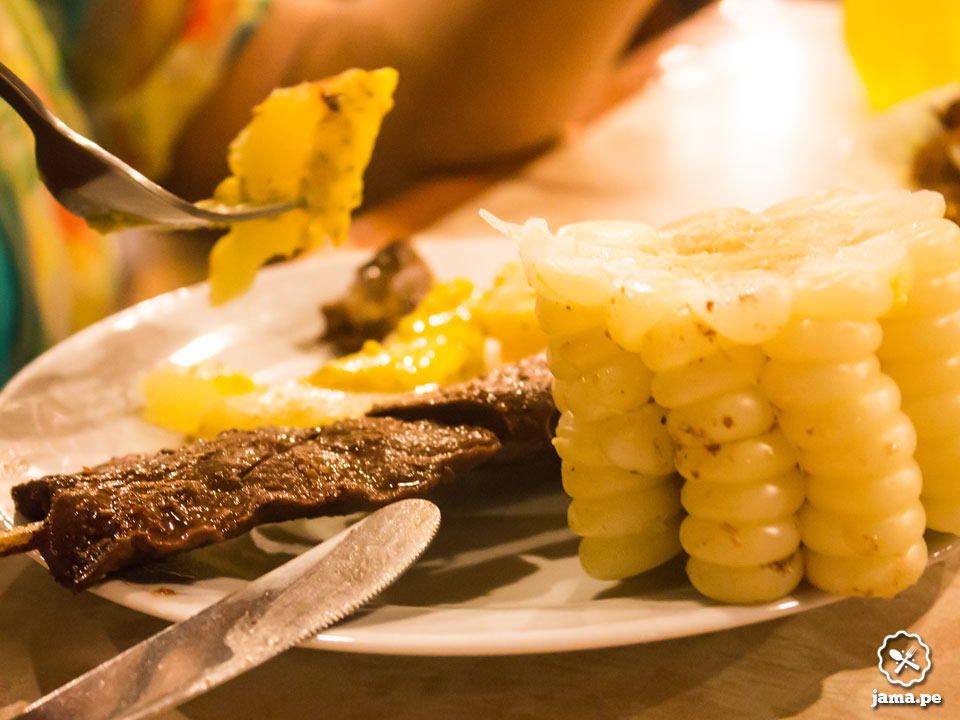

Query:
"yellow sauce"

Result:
[[143, 263, 547, 436]]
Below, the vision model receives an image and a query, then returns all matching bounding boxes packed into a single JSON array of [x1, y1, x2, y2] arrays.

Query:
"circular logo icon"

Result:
[[877, 631, 932, 688]]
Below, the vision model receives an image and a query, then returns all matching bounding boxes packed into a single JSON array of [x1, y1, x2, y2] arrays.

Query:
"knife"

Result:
[[15, 499, 440, 720]]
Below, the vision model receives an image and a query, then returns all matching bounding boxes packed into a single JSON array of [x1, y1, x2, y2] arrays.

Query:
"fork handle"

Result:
[[0, 59, 57, 138]]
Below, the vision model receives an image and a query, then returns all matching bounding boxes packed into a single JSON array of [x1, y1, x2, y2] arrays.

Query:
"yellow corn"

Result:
[[492, 189, 952, 603]]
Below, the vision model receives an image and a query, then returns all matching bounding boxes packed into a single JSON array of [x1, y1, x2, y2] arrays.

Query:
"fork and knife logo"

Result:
[[877, 631, 932, 688], [889, 646, 920, 674]]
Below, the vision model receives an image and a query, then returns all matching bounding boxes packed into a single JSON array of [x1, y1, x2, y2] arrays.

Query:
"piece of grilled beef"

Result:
[[12, 426, 320, 522], [7, 354, 556, 590], [370, 353, 558, 461], [320, 239, 433, 352], [13, 420, 500, 590]]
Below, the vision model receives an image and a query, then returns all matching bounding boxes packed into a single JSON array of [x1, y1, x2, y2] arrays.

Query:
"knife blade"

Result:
[[16, 498, 440, 720]]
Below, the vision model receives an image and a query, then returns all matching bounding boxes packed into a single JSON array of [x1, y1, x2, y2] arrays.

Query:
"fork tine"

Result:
[[0, 60, 295, 229]]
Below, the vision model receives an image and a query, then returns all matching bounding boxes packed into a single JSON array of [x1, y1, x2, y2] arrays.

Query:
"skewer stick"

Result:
[[0, 520, 43, 556]]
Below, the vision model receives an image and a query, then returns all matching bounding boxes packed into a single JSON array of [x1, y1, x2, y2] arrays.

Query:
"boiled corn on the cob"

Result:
[[489, 189, 959, 603]]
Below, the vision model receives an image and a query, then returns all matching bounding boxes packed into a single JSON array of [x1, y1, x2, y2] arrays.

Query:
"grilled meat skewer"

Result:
[[3, 354, 555, 590]]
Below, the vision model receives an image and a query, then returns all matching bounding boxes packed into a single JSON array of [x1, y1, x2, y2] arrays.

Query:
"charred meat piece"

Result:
[[371, 353, 557, 461], [321, 239, 433, 352], [13, 419, 499, 590], [913, 99, 960, 224], [12, 426, 318, 521], [6, 355, 557, 590]]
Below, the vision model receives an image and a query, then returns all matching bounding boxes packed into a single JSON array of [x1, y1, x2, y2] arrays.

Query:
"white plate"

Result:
[[0, 239, 955, 656]]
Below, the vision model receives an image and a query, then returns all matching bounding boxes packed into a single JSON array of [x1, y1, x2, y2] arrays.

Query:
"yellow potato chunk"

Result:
[[471, 263, 548, 363], [142, 364, 257, 435], [223, 84, 324, 202], [194, 383, 381, 438], [207, 209, 312, 303], [142, 365, 379, 438], [208, 68, 398, 303]]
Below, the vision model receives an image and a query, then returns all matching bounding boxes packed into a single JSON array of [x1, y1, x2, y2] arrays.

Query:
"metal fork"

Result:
[[0, 60, 296, 229]]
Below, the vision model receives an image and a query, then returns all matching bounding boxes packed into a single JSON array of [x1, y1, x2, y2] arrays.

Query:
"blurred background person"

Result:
[[0, 0, 714, 380]]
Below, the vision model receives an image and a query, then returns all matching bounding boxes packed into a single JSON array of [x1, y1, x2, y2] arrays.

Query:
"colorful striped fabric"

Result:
[[0, 0, 119, 381], [54, 0, 270, 179], [0, 0, 268, 381]]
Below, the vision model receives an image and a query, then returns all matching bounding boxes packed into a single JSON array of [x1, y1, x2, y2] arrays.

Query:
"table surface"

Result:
[[3, 2, 956, 718]]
